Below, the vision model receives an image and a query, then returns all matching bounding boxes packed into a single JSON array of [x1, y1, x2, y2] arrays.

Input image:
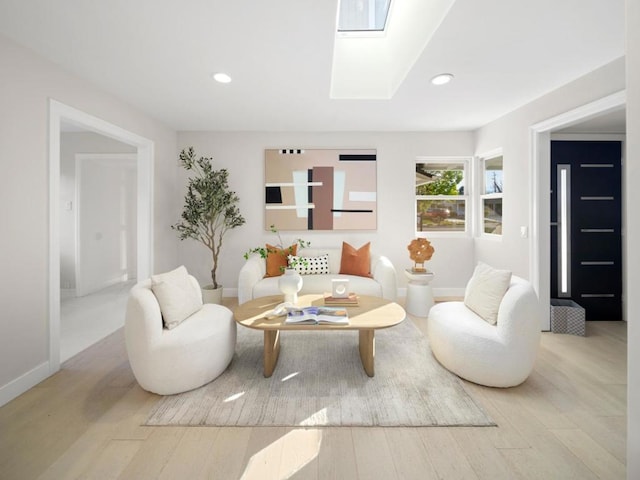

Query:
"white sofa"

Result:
[[125, 276, 236, 395], [427, 275, 540, 388], [237, 247, 397, 304]]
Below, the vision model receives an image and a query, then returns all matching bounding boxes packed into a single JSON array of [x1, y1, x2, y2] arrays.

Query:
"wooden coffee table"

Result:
[[234, 294, 406, 378]]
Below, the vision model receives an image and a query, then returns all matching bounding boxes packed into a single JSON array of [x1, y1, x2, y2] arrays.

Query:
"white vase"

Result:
[[278, 268, 303, 304]]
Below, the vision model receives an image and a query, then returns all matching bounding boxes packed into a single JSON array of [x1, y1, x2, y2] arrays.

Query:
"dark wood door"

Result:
[[550, 140, 622, 321]]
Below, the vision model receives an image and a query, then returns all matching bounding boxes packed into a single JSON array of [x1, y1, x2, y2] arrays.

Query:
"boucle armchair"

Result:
[[427, 275, 540, 388], [125, 275, 236, 395]]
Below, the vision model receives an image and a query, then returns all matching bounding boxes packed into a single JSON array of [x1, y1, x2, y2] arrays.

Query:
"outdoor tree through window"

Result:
[[415, 159, 468, 233]]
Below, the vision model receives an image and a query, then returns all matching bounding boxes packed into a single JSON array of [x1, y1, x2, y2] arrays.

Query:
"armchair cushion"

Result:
[[463, 262, 512, 325], [151, 265, 202, 329]]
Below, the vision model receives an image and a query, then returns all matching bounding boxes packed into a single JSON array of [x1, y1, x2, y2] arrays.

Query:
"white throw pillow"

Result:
[[151, 265, 202, 329], [464, 262, 512, 325], [289, 254, 330, 275]]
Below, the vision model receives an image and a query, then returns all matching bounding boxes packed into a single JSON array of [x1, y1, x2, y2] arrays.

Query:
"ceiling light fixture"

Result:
[[431, 73, 454, 85], [213, 73, 232, 84]]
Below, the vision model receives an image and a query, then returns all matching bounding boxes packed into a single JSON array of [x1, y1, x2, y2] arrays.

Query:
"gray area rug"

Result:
[[144, 319, 495, 427]]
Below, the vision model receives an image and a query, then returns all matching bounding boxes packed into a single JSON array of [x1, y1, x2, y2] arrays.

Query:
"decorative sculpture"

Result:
[[407, 238, 435, 273]]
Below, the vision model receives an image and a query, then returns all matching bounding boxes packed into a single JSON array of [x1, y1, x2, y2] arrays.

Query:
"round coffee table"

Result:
[[234, 294, 406, 378]]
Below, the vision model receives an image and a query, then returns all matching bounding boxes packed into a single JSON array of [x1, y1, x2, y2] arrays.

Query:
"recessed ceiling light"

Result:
[[431, 73, 454, 86], [213, 73, 232, 84]]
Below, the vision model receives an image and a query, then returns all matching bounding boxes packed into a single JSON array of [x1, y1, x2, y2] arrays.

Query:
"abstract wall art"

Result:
[[264, 148, 377, 231]]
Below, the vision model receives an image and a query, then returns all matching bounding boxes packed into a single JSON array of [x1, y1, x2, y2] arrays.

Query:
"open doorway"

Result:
[[59, 130, 138, 361], [49, 100, 154, 373], [530, 91, 626, 330]]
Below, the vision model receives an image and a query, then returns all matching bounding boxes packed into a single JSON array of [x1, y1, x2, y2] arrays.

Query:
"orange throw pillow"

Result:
[[339, 241, 372, 278], [265, 243, 298, 277]]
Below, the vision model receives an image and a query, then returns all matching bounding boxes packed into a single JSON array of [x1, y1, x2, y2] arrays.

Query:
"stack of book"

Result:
[[323, 292, 359, 306]]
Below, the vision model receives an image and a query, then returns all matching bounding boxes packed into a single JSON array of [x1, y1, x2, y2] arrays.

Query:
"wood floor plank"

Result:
[[200, 427, 253, 479], [461, 383, 531, 449], [317, 428, 358, 480], [116, 427, 186, 479], [352, 427, 398, 480], [551, 428, 626, 480], [278, 428, 321, 480], [157, 427, 221, 479], [418, 428, 479, 480], [0, 312, 628, 480], [384, 428, 438, 479], [449, 427, 522, 480], [81, 439, 143, 480], [238, 427, 287, 480]]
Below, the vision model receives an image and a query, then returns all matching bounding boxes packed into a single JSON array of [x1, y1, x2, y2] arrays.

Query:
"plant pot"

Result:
[[202, 285, 223, 304], [278, 268, 303, 304]]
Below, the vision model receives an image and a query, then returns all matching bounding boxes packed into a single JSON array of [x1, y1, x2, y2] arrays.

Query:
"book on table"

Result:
[[285, 306, 349, 325], [323, 292, 359, 306]]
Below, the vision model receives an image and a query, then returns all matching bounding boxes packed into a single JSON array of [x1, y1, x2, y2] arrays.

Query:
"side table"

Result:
[[404, 269, 435, 317]]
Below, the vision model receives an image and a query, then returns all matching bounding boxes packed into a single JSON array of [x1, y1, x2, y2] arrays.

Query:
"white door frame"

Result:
[[49, 99, 154, 373], [529, 90, 626, 330]]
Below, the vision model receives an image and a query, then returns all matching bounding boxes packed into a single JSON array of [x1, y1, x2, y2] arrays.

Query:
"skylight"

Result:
[[330, 0, 457, 99], [338, 0, 392, 32]]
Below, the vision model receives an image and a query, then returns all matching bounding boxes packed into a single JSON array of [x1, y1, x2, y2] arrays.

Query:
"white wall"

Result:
[[625, 1, 639, 477], [474, 57, 626, 277], [60, 133, 136, 290], [0, 33, 178, 405], [176, 132, 476, 296]]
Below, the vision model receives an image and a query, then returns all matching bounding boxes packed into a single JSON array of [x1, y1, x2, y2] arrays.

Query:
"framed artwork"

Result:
[[264, 148, 377, 231]]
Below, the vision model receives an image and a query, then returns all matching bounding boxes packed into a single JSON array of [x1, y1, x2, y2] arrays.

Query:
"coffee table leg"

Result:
[[359, 329, 375, 377], [263, 330, 280, 377]]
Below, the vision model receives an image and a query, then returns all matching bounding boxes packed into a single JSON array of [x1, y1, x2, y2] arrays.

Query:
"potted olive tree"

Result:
[[172, 147, 245, 303]]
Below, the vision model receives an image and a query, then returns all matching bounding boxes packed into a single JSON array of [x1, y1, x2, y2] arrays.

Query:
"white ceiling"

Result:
[[0, 0, 626, 132]]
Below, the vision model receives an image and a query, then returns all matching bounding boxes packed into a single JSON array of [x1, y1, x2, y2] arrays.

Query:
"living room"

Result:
[[0, 1, 638, 478]]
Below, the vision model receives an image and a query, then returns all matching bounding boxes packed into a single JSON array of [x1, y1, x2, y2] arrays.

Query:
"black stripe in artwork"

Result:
[[331, 209, 373, 213], [338, 154, 376, 161], [307, 169, 313, 230], [265, 186, 282, 204]]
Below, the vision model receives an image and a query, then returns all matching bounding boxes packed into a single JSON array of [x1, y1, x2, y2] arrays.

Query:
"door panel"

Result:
[[550, 140, 622, 321]]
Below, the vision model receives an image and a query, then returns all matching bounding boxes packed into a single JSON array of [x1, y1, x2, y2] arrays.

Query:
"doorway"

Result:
[[49, 100, 154, 373], [550, 140, 623, 320], [59, 145, 138, 362]]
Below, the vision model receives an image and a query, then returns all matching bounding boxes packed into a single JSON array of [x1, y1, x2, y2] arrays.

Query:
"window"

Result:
[[480, 154, 503, 235], [415, 158, 469, 233], [338, 0, 392, 32]]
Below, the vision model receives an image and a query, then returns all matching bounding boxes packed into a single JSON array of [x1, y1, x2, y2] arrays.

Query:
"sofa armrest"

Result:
[[237, 253, 266, 304], [372, 255, 397, 301]]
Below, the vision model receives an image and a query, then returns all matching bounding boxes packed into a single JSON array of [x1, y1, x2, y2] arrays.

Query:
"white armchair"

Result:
[[427, 275, 541, 387], [125, 275, 236, 395]]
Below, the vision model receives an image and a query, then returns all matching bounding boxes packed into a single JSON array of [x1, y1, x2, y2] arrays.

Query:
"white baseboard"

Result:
[[0, 361, 50, 408], [223, 287, 238, 298], [433, 288, 465, 300], [60, 288, 76, 300]]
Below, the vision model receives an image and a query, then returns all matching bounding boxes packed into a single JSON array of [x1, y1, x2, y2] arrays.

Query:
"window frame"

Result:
[[477, 150, 504, 238], [414, 156, 471, 237]]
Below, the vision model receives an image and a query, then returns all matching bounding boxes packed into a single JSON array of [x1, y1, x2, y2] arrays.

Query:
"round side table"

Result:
[[404, 269, 435, 317]]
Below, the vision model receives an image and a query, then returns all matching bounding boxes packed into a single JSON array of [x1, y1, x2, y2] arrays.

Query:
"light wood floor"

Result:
[[0, 298, 627, 480]]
